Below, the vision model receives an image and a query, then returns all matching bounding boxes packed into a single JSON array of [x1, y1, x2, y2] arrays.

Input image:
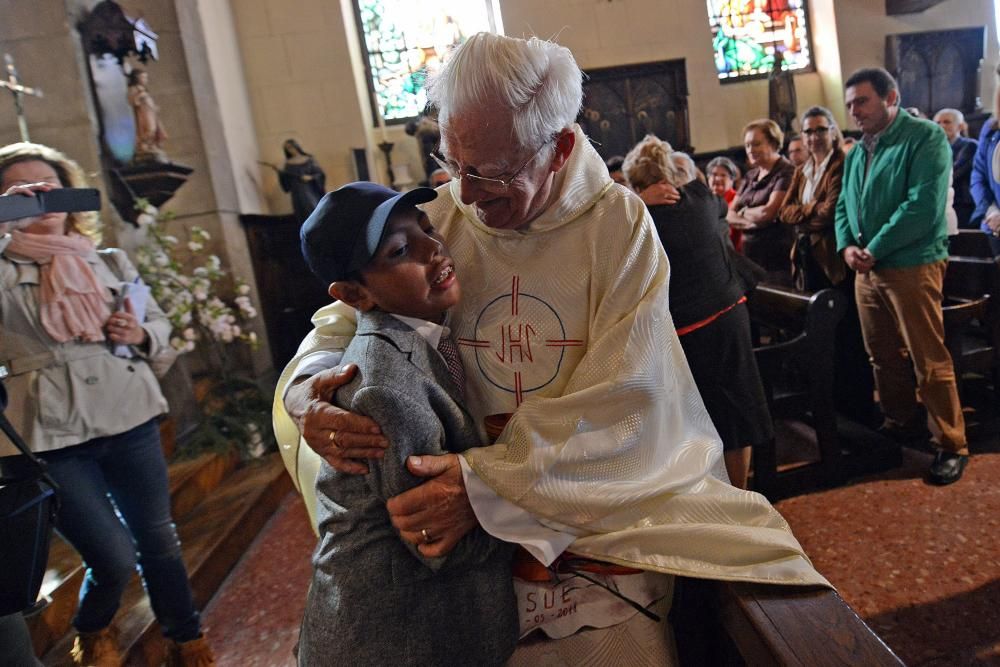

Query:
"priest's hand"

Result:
[[284, 364, 389, 474], [388, 453, 477, 557]]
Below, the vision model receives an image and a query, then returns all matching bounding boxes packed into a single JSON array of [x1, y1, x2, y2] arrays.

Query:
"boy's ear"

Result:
[[329, 281, 378, 311]]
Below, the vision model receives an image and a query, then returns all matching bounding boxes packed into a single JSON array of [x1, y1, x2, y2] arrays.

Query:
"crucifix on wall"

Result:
[[0, 53, 43, 142]]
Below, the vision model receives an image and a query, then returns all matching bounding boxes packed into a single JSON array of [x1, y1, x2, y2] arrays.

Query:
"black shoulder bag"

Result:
[[0, 382, 59, 615]]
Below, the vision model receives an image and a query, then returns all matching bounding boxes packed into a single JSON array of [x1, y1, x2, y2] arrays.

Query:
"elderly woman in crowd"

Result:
[[624, 135, 771, 489], [778, 106, 847, 292], [729, 119, 795, 285], [0, 143, 213, 666], [970, 63, 1000, 256], [706, 156, 743, 251]]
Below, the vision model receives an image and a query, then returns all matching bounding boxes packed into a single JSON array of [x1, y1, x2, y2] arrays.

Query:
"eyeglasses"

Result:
[[430, 138, 554, 193], [802, 126, 831, 136]]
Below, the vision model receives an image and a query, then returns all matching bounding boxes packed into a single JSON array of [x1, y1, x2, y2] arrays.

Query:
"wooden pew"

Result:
[[942, 256, 1000, 397], [672, 577, 904, 666], [746, 286, 847, 498], [949, 229, 995, 259]]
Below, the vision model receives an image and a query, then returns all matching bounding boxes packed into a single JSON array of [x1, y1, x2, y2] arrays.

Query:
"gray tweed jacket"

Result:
[[298, 310, 517, 667]]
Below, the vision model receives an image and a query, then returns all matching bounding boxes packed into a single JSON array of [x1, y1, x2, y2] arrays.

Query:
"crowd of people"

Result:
[[3, 27, 999, 667]]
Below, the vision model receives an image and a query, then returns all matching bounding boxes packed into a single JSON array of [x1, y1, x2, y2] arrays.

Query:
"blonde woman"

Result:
[[0, 142, 213, 666]]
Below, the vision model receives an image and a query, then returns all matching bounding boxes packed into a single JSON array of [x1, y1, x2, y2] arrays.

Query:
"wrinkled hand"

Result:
[[843, 245, 875, 273], [388, 454, 477, 557], [284, 364, 388, 474], [638, 182, 681, 206], [106, 297, 148, 346], [727, 208, 755, 231], [985, 211, 1000, 235]]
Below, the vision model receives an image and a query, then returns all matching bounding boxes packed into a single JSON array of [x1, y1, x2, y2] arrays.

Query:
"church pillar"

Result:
[[174, 0, 274, 380]]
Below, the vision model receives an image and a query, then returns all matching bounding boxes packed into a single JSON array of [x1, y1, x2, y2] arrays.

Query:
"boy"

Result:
[[296, 182, 517, 667]]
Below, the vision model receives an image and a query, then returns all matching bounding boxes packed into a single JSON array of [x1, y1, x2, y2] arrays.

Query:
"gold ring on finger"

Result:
[[328, 430, 338, 444], [421, 528, 434, 544]]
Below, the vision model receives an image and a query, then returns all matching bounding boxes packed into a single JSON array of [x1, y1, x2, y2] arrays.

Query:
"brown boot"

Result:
[[70, 626, 121, 667], [166, 635, 216, 667]]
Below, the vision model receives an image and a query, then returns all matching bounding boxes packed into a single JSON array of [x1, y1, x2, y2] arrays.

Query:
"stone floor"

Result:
[[202, 494, 314, 667], [204, 432, 1000, 666]]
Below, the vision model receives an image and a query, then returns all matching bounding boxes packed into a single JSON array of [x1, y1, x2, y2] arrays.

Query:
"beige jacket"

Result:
[[0, 235, 170, 455]]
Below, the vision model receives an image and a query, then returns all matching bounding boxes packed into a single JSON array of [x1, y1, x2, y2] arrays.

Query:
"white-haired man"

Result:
[[277, 32, 826, 658], [933, 108, 978, 229]]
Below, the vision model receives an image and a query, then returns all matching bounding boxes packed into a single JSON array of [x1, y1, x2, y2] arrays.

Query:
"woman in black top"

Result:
[[729, 119, 795, 286], [624, 135, 772, 489]]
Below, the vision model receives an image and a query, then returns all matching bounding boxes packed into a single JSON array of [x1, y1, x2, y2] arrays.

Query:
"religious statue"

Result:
[[405, 110, 441, 185], [768, 50, 798, 135], [127, 67, 168, 162], [262, 140, 326, 224]]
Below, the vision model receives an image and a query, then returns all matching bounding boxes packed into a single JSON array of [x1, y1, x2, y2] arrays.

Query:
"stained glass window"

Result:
[[707, 0, 813, 82], [354, 1, 502, 123]]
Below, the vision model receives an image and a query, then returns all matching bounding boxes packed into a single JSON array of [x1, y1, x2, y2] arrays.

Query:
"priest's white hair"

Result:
[[428, 32, 583, 150]]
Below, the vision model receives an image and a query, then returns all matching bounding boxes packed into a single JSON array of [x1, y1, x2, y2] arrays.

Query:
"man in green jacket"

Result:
[[835, 67, 969, 485]]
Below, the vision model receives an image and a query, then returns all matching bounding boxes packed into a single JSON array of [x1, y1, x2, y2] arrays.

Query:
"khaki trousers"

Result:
[[855, 260, 967, 451]]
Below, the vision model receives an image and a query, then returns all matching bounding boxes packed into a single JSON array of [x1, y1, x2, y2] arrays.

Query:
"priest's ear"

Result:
[[329, 279, 377, 311], [549, 128, 576, 173]]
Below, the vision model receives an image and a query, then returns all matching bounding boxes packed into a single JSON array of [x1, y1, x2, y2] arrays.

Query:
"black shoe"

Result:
[[927, 450, 969, 485]]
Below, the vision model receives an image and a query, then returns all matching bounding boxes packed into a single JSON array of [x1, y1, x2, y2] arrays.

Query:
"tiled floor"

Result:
[[202, 493, 314, 667], [204, 441, 1000, 666]]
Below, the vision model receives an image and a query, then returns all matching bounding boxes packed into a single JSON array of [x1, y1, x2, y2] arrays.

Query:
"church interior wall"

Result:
[[236, 0, 965, 204], [832, 0, 998, 116], [231, 0, 374, 215], [0, 0, 106, 234]]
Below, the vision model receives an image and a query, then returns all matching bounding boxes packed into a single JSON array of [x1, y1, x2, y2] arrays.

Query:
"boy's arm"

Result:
[[352, 386, 511, 571]]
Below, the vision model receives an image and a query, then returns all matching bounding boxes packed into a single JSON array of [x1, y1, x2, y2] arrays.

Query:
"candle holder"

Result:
[[377, 141, 395, 186]]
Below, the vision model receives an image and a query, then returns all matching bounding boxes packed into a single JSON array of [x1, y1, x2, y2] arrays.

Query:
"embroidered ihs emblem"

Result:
[[457, 276, 583, 405]]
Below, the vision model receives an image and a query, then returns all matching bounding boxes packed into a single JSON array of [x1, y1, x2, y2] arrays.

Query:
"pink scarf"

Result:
[[7, 231, 111, 343]]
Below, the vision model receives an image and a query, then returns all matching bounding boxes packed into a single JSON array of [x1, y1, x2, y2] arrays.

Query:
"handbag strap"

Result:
[[0, 411, 48, 471]]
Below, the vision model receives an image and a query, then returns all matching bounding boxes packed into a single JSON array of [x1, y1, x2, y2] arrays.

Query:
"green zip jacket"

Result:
[[834, 108, 951, 268]]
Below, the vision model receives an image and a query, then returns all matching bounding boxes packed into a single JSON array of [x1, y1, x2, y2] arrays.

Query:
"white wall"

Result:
[[832, 0, 997, 129], [499, 0, 831, 152], [231, 0, 376, 213], [228, 0, 999, 196]]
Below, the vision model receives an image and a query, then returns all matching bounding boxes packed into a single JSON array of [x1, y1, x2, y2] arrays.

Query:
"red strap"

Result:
[[676, 296, 747, 337]]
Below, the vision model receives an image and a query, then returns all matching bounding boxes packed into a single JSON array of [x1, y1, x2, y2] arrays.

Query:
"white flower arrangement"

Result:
[[133, 199, 259, 355], [133, 198, 273, 460]]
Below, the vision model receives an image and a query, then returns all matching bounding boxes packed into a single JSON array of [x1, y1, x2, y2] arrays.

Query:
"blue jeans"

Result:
[[39, 419, 200, 641]]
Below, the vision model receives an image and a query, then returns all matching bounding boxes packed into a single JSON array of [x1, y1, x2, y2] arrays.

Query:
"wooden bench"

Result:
[[949, 229, 995, 259], [746, 285, 848, 499], [943, 256, 1000, 397], [672, 577, 904, 665]]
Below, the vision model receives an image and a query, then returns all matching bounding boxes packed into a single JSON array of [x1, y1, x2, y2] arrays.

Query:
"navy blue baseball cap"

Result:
[[300, 182, 437, 285]]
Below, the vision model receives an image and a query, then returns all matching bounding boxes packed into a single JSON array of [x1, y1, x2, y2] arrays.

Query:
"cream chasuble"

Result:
[[274, 125, 830, 589]]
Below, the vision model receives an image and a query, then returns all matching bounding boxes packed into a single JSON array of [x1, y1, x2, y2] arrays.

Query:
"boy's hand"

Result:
[[388, 454, 477, 557], [284, 364, 389, 474]]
